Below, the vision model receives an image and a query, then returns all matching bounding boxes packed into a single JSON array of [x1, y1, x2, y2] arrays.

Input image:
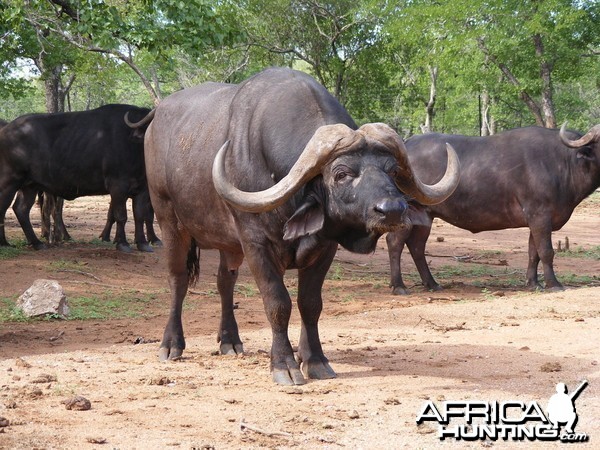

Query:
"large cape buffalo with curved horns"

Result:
[[135, 67, 460, 385], [0, 104, 156, 252], [386, 124, 600, 295]]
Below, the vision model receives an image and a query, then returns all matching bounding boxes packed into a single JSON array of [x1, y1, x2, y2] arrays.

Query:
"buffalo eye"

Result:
[[387, 165, 400, 179], [333, 165, 355, 183]]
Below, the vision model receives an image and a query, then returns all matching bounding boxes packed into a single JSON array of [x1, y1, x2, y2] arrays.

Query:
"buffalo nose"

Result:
[[374, 198, 407, 223]]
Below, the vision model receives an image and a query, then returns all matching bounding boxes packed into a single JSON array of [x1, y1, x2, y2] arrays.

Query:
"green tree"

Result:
[[1, 0, 243, 106]]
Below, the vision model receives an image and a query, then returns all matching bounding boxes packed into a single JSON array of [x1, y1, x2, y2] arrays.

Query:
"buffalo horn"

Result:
[[358, 123, 461, 205], [124, 109, 156, 129], [560, 122, 600, 148], [212, 124, 365, 213]]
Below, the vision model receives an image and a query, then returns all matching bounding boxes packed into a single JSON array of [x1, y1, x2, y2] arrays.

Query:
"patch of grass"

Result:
[[0, 240, 28, 260], [327, 263, 344, 281], [48, 259, 89, 272], [51, 383, 78, 397], [0, 289, 157, 323], [434, 263, 525, 288], [67, 289, 155, 321], [234, 283, 258, 298], [0, 297, 29, 322], [559, 273, 598, 286], [558, 246, 600, 260], [88, 238, 116, 248]]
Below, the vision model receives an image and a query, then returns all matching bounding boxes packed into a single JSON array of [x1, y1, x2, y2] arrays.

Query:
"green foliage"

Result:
[[0, 240, 28, 260], [0, 289, 157, 323], [0, 297, 29, 322], [67, 290, 155, 321], [558, 246, 600, 260], [1, 0, 599, 130]]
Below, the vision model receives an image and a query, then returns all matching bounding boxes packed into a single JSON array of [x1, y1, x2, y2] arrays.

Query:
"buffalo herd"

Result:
[[1, 67, 598, 384]]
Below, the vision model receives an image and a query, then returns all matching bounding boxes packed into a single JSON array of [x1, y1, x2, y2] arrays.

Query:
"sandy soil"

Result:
[[0, 195, 599, 449]]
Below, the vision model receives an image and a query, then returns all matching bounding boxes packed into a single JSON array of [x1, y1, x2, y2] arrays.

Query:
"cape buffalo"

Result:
[[136, 67, 460, 385], [386, 124, 600, 294], [0, 104, 157, 252]]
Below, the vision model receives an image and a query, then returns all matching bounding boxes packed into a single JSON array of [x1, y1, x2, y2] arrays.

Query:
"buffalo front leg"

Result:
[[217, 250, 244, 355], [12, 187, 46, 250], [0, 184, 19, 246], [245, 248, 304, 385], [525, 232, 542, 290], [527, 223, 563, 291], [386, 230, 412, 295], [296, 243, 337, 380]]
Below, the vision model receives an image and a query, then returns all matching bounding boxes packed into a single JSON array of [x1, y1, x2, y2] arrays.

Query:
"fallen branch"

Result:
[[416, 315, 467, 333], [56, 269, 102, 281], [240, 419, 292, 438], [52, 279, 159, 294]]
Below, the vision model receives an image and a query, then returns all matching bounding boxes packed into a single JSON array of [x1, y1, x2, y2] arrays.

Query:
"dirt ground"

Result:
[[0, 195, 599, 449]]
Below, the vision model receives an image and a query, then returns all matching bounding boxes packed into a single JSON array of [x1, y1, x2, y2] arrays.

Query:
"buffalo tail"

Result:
[[187, 238, 200, 287]]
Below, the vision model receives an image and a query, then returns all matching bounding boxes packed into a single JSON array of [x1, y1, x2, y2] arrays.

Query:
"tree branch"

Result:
[[477, 37, 544, 126]]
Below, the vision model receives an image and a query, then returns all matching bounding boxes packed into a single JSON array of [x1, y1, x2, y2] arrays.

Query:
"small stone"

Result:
[[0, 417, 9, 427], [540, 362, 562, 373], [64, 396, 92, 411], [348, 410, 360, 419]]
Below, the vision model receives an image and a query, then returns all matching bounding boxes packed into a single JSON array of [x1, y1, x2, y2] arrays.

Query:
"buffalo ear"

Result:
[[283, 196, 324, 241], [407, 203, 432, 227], [576, 146, 594, 161]]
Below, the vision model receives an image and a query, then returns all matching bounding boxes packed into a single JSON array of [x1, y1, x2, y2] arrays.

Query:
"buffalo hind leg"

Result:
[[99, 202, 115, 243], [138, 190, 162, 247], [217, 250, 244, 355], [406, 225, 442, 292], [40, 193, 71, 243], [13, 187, 46, 250], [132, 193, 153, 252], [158, 213, 193, 360], [109, 194, 132, 253], [296, 242, 337, 380]]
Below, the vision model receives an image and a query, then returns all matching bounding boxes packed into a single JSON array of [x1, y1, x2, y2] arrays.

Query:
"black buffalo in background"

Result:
[[386, 124, 600, 294], [0, 104, 159, 252]]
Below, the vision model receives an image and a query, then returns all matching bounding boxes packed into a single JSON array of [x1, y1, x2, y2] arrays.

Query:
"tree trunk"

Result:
[[421, 65, 437, 133], [480, 91, 491, 136], [477, 38, 545, 127], [40, 65, 73, 243], [534, 34, 556, 128]]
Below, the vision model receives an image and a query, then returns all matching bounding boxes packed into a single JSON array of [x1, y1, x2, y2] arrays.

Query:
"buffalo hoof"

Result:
[[525, 282, 543, 291], [31, 241, 48, 251], [151, 239, 163, 248], [220, 342, 244, 355], [116, 242, 133, 253], [136, 242, 154, 253], [426, 284, 443, 292], [391, 285, 410, 295], [272, 368, 306, 386], [546, 284, 565, 292], [158, 346, 183, 361], [301, 359, 336, 380]]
